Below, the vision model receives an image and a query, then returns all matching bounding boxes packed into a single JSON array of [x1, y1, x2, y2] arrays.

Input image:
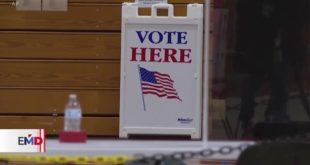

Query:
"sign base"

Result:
[[59, 131, 87, 143]]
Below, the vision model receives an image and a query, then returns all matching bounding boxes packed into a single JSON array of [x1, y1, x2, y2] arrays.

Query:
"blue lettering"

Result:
[[136, 31, 149, 43], [149, 31, 163, 44], [163, 31, 176, 44], [137, 31, 188, 44], [25, 137, 34, 145], [177, 32, 188, 44]]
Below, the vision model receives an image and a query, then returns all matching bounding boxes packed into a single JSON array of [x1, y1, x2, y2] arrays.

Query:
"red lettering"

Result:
[[130, 47, 192, 63], [131, 47, 147, 62], [34, 137, 43, 145], [163, 48, 178, 63], [180, 49, 192, 63], [149, 48, 162, 62]]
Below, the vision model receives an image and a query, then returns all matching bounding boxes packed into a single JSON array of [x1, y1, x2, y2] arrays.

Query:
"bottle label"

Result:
[[65, 108, 82, 118]]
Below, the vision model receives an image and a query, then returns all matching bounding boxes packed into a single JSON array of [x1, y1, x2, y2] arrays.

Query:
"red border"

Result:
[[39, 129, 41, 152], [43, 129, 46, 152]]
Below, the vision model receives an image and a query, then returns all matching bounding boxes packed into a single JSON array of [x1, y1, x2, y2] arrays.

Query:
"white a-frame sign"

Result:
[[120, 2, 204, 139]]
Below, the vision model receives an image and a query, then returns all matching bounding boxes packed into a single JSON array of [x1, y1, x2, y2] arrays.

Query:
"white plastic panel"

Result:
[[120, 3, 204, 139]]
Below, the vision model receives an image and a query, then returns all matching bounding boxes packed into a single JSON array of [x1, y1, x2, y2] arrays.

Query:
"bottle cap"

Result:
[[69, 94, 77, 99]]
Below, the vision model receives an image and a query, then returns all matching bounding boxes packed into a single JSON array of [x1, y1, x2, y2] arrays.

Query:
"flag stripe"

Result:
[[156, 79, 173, 85], [142, 82, 162, 88], [166, 92, 179, 96], [154, 75, 173, 82], [154, 72, 172, 80], [162, 86, 176, 90], [156, 79, 174, 86], [142, 87, 165, 93], [163, 87, 175, 91], [167, 95, 180, 100], [143, 91, 166, 97], [157, 82, 173, 87], [155, 73, 173, 79]]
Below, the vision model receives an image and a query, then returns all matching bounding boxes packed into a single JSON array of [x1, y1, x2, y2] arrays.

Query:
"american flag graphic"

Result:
[[139, 66, 182, 101]]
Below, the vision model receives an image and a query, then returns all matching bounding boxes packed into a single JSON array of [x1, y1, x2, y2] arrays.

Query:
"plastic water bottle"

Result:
[[64, 94, 82, 132]]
